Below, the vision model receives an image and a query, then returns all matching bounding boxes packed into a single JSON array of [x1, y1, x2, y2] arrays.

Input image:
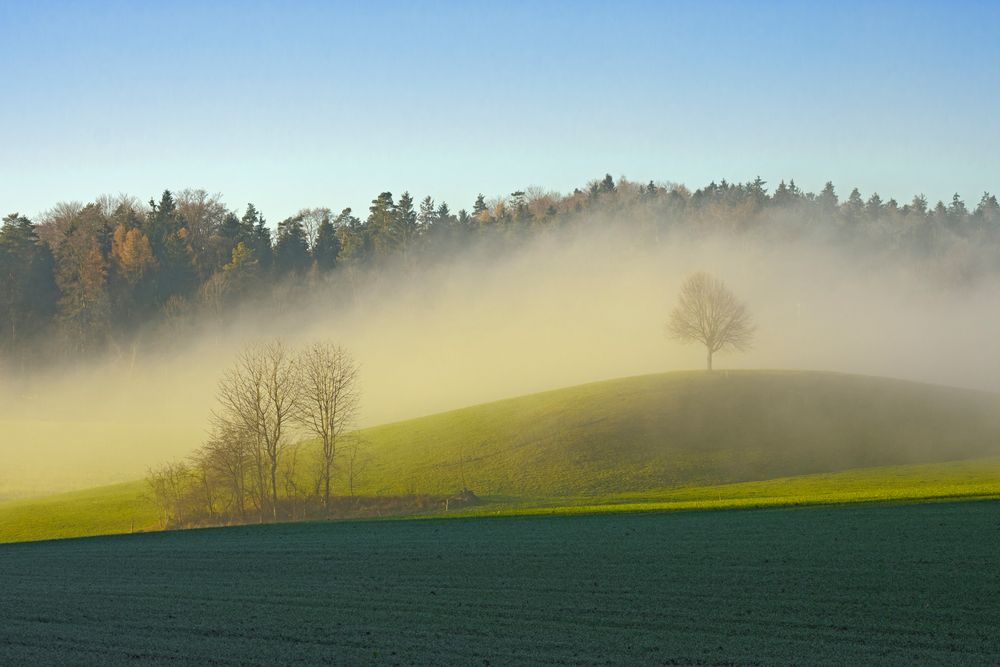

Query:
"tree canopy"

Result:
[[2, 175, 998, 368]]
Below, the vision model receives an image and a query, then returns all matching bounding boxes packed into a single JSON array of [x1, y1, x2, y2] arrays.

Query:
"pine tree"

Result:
[[239, 204, 273, 272], [312, 213, 340, 271], [472, 193, 489, 222], [334, 208, 369, 264], [818, 181, 838, 213], [274, 216, 310, 274], [436, 202, 452, 226], [0, 214, 57, 356], [395, 191, 418, 251], [418, 196, 436, 231], [368, 192, 397, 258], [843, 188, 865, 222], [866, 193, 884, 219]]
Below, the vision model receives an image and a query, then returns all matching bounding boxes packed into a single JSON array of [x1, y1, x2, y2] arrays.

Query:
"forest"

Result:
[[2, 174, 999, 371]]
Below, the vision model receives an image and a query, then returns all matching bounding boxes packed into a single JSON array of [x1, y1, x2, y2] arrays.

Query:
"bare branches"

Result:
[[151, 338, 361, 527], [214, 340, 300, 521], [668, 272, 754, 370], [296, 343, 360, 511], [201, 420, 254, 520]]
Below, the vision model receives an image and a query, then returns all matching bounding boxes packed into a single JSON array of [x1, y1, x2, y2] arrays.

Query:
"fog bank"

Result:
[[3, 223, 1000, 498]]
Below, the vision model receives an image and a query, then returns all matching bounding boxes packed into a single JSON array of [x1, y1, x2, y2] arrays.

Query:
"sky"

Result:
[[1, 0, 998, 224]]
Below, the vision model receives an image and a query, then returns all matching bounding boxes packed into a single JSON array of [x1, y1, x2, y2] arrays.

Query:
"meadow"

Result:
[[1, 500, 998, 665], [3, 370, 1000, 543]]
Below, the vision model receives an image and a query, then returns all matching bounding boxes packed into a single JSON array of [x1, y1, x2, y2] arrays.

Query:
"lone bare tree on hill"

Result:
[[667, 272, 754, 370], [296, 343, 360, 512]]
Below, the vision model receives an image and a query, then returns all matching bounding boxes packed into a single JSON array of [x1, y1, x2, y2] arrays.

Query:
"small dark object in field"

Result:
[[445, 488, 480, 511]]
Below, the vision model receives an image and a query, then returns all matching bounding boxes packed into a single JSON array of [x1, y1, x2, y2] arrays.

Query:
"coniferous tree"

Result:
[[948, 193, 968, 227], [818, 181, 838, 213], [418, 196, 436, 231], [367, 192, 397, 259], [274, 216, 310, 275], [395, 191, 418, 253], [312, 212, 340, 271], [240, 204, 273, 273], [221, 242, 259, 304], [866, 193, 884, 220], [0, 214, 57, 357], [974, 192, 1000, 235], [334, 208, 369, 264], [146, 190, 197, 304], [472, 193, 489, 222], [843, 188, 865, 223], [772, 180, 791, 206], [747, 176, 768, 207]]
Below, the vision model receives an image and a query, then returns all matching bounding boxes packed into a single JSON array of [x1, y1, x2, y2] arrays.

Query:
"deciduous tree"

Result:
[[667, 272, 754, 370], [296, 343, 360, 511], [216, 341, 300, 521]]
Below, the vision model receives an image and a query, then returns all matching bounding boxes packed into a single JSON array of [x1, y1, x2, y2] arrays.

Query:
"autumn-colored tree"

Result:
[[175, 189, 231, 279], [40, 203, 112, 351], [111, 225, 156, 284]]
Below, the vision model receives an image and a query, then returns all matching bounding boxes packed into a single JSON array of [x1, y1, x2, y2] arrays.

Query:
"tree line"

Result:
[[147, 341, 361, 528], [3, 175, 999, 368]]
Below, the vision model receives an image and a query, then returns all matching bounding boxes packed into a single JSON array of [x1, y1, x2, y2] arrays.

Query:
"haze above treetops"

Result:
[[2, 175, 1000, 499]]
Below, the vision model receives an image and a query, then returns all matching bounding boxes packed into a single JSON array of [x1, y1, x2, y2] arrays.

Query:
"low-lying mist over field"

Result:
[[3, 209, 1000, 498]]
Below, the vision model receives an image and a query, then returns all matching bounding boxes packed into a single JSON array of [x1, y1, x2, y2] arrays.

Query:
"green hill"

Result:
[[3, 370, 1000, 543], [351, 370, 1000, 496]]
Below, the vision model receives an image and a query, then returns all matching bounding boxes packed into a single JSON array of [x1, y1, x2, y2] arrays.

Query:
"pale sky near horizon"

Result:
[[1, 0, 998, 224]]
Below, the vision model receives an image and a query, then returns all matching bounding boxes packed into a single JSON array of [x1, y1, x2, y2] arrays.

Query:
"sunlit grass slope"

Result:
[[0, 481, 153, 543], [443, 458, 1000, 518], [3, 370, 1000, 543], [352, 370, 1000, 496], [4, 459, 1000, 544]]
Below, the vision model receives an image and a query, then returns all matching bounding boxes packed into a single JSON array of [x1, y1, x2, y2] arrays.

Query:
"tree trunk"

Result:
[[707, 349, 713, 371], [323, 435, 332, 513], [270, 464, 278, 521], [324, 462, 331, 513]]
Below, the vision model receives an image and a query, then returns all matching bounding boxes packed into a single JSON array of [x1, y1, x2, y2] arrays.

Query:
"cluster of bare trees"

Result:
[[147, 340, 361, 528]]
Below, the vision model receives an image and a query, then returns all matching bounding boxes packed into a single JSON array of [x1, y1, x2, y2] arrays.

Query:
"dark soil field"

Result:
[[2, 501, 998, 665]]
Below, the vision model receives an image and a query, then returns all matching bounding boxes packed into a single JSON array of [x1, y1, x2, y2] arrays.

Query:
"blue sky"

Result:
[[1, 0, 998, 222]]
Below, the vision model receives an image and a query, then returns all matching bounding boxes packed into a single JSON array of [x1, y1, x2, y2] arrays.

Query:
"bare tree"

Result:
[[145, 461, 191, 528], [296, 343, 360, 512], [296, 207, 332, 250], [281, 442, 305, 520], [343, 434, 370, 499], [187, 453, 219, 523], [202, 421, 253, 521], [667, 272, 754, 370], [216, 341, 300, 521]]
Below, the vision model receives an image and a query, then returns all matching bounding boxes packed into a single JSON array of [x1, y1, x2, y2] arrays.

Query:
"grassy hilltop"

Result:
[[3, 370, 1000, 543], [354, 370, 1000, 496]]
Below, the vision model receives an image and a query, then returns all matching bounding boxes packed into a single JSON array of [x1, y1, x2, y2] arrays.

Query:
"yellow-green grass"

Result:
[[3, 459, 1000, 544], [351, 370, 1000, 497], [0, 481, 155, 543], [437, 457, 1000, 518], [4, 370, 1000, 544]]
